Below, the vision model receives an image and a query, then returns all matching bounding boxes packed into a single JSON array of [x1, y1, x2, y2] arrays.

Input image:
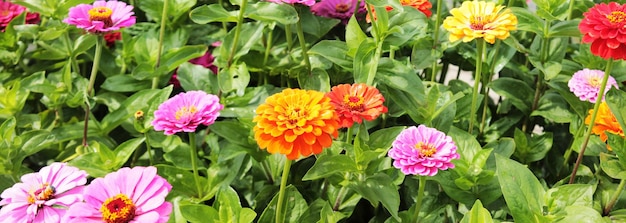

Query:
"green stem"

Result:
[[569, 59, 614, 184], [332, 186, 348, 211], [566, 0, 575, 21], [263, 28, 273, 66], [430, 0, 443, 82], [413, 176, 427, 222], [82, 36, 103, 147], [479, 41, 500, 133], [563, 119, 586, 166], [152, 0, 169, 89], [276, 159, 293, 223], [605, 179, 626, 215], [295, 9, 311, 75], [346, 125, 354, 144], [189, 132, 203, 198], [285, 24, 293, 55], [261, 159, 275, 185], [468, 39, 485, 134], [227, 0, 249, 67], [145, 132, 154, 165]]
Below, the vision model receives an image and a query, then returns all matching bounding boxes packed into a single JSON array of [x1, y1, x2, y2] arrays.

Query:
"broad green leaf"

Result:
[[600, 153, 626, 179], [345, 16, 367, 57], [490, 77, 534, 114], [495, 154, 545, 223], [353, 39, 377, 84], [297, 67, 330, 92], [258, 185, 308, 223], [100, 75, 151, 93], [160, 45, 208, 74], [309, 40, 352, 70], [548, 19, 582, 37], [460, 199, 494, 223], [113, 138, 145, 168], [100, 86, 172, 133], [348, 173, 400, 220], [368, 126, 405, 150], [180, 204, 219, 223], [509, 7, 544, 35], [177, 62, 219, 94], [545, 184, 593, 216], [245, 2, 298, 24], [555, 206, 607, 223], [217, 23, 265, 66], [606, 89, 626, 135], [219, 63, 251, 96], [190, 4, 238, 24], [531, 91, 576, 123], [215, 187, 256, 223], [302, 155, 358, 181], [157, 165, 208, 199]]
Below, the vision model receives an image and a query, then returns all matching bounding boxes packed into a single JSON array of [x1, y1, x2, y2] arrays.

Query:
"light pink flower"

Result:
[[388, 125, 459, 176], [0, 163, 87, 223], [63, 0, 135, 33], [64, 166, 172, 223], [266, 0, 316, 7], [568, 68, 619, 103], [0, 1, 40, 31], [152, 90, 223, 135]]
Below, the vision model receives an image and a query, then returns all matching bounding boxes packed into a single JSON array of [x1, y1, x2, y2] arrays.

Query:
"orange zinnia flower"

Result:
[[585, 102, 624, 149], [366, 0, 432, 23], [326, 83, 388, 128], [253, 88, 340, 160]]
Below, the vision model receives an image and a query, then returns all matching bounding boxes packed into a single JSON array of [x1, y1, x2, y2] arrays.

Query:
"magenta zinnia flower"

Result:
[[152, 90, 223, 135], [388, 125, 459, 176], [266, 0, 315, 7], [0, 163, 87, 223], [63, 0, 135, 33], [64, 166, 172, 223], [311, 0, 365, 23], [0, 1, 40, 31], [568, 68, 619, 103]]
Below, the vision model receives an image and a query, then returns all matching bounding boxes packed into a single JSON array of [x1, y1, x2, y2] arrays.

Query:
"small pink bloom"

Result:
[[311, 0, 365, 23], [64, 166, 172, 223], [152, 90, 223, 135], [63, 0, 135, 33], [568, 68, 619, 103], [267, 0, 315, 7], [388, 125, 459, 176], [0, 163, 87, 223], [0, 1, 39, 31]]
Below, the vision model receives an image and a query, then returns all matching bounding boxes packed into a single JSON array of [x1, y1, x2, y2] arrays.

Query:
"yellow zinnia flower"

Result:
[[442, 0, 517, 44]]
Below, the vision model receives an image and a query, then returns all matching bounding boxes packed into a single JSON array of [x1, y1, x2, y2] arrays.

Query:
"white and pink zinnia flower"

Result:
[[388, 125, 459, 176], [568, 68, 619, 103], [0, 163, 87, 223], [152, 90, 223, 135], [63, 0, 135, 33]]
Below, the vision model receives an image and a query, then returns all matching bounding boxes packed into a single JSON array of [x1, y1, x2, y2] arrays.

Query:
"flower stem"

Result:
[[332, 186, 348, 211], [145, 132, 154, 165], [295, 8, 311, 75], [82, 36, 103, 147], [189, 132, 203, 198], [430, 0, 443, 82], [261, 159, 275, 185], [413, 176, 427, 222], [227, 0, 249, 67], [284, 24, 293, 56], [276, 158, 292, 223], [569, 59, 614, 184], [468, 39, 485, 134], [605, 179, 626, 215], [153, 0, 169, 89]]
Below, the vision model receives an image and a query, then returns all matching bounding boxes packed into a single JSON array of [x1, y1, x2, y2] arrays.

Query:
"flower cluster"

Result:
[[326, 83, 388, 128], [0, 164, 172, 223], [443, 0, 517, 44], [568, 68, 619, 103], [579, 2, 626, 60], [311, 0, 365, 23], [0, 1, 40, 32], [152, 90, 224, 135], [64, 0, 135, 34], [585, 102, 624, 148]]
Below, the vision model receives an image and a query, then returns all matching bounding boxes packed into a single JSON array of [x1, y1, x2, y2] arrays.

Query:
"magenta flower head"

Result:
[[0, 1, 40, 31], [64, 166, 172, 223], [388, 125, 460, 176], [568, 68, 619, 103], [0, 163, 87, 223], [311, 0, 366, 23], [152, 90, 224, 135], [266, 0, 316, 7], [63, 0, 135, 33]]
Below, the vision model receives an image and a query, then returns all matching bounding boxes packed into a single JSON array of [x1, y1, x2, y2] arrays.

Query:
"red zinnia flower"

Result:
[[579, 2, 626, 60], [103, 31, 121, 48], [326, 83, 388, 128], [0, 1, 39, 32]]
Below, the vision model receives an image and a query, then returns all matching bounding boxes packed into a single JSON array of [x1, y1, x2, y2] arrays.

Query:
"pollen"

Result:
[[415, 142, 437, 157], [175, 106, 198, 120], [343, 94, 364, 110], [100, 194, 136, 223], [607, 11, 626, 24], [88, 6, 113, 26]]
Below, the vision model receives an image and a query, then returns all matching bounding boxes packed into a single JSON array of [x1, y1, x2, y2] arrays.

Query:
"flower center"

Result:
[[100, 194, 136, 223], [335, 3, 350, 13], [88, 6, 113, 26], [343, 95, 364, 110], [469, 16, 487, 30], [588, 76, 601, 88], [27, 183, 55, 205], [175, 106, 198, 120], [607, 11, 626, 24], [415, 142, 437, 157]]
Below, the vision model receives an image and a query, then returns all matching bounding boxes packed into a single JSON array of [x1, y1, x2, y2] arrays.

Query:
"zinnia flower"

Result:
[[388, 125, 459, 176], [266, 0, 315, 7], [63, 166, 172, 223], [63, 0, 135, 33], [579, 2, 626, 60], [311, 0, 366, 23], [585, 102, 624, 146], [568, 68, 619, 103], [152, 90, 223, 135], [253, 88, 340, 160], [442, 0, 517, 44], [326, 83, 388, 128], [103, 31, 121, 47], [0, 1, 40, 31], [367, 0, 432, 22], [0, 163, 87, 223]]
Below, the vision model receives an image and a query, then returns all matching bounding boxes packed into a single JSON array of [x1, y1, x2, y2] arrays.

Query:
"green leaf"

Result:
[[160, 45, 208, 74], [495, 154, 546, 223], [100, 75, 151, 93], [297, 67, 330, 92], [460, 199, 494, 223], [190, 4, 238, 24], [606, 89, 626, 135], [258, 185, 308, 223], [345, 16, 367, 57], [113, 138, 145, 168], [554, 206, 607, 223], [180, 204, 219, 223], [348, 173, 400, 220], [545, 184, 593, 216], [490, 77, 534, 114], [177, 62, 219, 94], [245, 2, 298, 24], [100, 87, 172, 133], [309, 40, 352, 70], [217, 23, 265, 66], [157, 165, 208, 198], [302, 155, 358, 181], [209, 120, 253, 147], [72, 34, 97, 57], [548, 19, 582, 37], [600, 153, 626, 179], [219, 63, 251, 96], [352, 39, 377, 84], [215, 186, 256, 223], [531, 91, 576, 123], [509, 7, 544, 35], [368, 126, 405, 150]]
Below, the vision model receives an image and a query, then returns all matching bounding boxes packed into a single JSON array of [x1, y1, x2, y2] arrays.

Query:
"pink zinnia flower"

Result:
[[64, 166, 172, 223], [0, 1, 40, 31], [388, 125, 459, 176], [152, 90, 223, 135], [0, 163, 87, 223], [568, 68, 619, 103], [266, 0, 315, 7], [63, 0, 135, 33], [311, 0, 366, 23]]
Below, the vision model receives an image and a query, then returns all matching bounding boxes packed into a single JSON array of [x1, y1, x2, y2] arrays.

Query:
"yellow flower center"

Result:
[[88, 6, 113, 26], [27, 183, 55, 205], [0, 10, 9, 16], [175, 106, 198, 120], [469, 16, 487, 30], [588, 76, 601, 88], [134, 110, 144, 120], [335, 3, 350, 13], [415, 142, 437, 157], [100, 194, 136, 223], [343, 95, 364, 110], [607, 11, 626, 24]]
